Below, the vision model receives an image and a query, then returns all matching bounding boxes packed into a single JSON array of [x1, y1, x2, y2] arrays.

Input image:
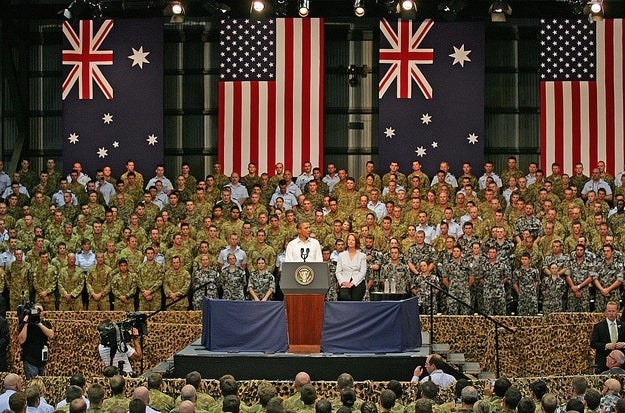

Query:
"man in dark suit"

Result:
[[591, 301, 625, 373]]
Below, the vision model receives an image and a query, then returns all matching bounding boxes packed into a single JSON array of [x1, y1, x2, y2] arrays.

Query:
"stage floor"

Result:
[[173, 339, 430, 381]]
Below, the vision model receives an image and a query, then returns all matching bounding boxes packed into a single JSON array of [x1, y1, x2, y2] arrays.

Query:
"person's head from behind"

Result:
[[516, 398, 535, 413], [571, 377, 588, 396], [65, 385, 83, 403], [223, 395, 240, 413], [9, 392, 27, 413], [87, 383, 105, 407], [419, 381, 439, 400], [541, 394, 558, 413], [379, 389, 396, 410], [387, 380, 403, 400], [301, 384, 317, 406], [69, 373, 86, 390], [148, 373, 163, 390], [584, 389, 601, 411], [503, 387, 521, 410], [220, 376, 238, 397], [186, 371, 202, 389], [257, 382, 277, 407], [565, 399, 584, 413], [529, 381, 548, 401], [128, 399, 146, 413], [615, 398, 625, 413], [70, 398, 87, 413], [337, 373, 354, 391], [109, 376, 125, 395], [266, 397, 284, 413], [179, 400, 195, 413], [493, 378, 512, 398], [415, 398, 433, 413], [315, 399, 332, 413], [461, 386, 478, 406], [180, 385, 197, 402], [25, 387, 40, 408]]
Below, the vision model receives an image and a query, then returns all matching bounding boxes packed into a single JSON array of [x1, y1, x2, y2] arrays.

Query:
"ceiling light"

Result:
[[171, 1, 184, 14], [251, 0, 265, 12], [401, 0, 415, 11], [584, 0, 604, 21], [298, 0, 310, 16], [354, 0, 365, 16], [489, 0, 511, 22]]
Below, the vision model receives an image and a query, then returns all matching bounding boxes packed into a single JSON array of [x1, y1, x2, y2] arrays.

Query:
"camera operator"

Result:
[[17, 303, 54, 379], [97, 319, 142, 376]]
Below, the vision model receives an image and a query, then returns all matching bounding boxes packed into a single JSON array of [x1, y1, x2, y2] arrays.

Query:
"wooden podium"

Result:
[[281, 262, 329, 353]]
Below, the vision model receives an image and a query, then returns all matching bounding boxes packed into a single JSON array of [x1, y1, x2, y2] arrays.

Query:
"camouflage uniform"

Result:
[[465, 253, 487, 313], [6, 260, 32, 310], [411, 272, 439, 314], [86, 263, 112, 310], [247, 244, 277, 273], [480, 260, 509, 315], [380, 261, 411, 295], [57, 265, 85, 311], [111, 271, 138, 312], [567, 252, 596, 312], [441, 258, 472, 315], [163, 267, 191, 310], [247, 270, 275, 300], [363, 248, 384, 292], [101, 395, 130, 413], [32, 263, 57, 311], [119, 248, 144, 272], [136, 261, 164, 311], [192, 267, 220, 309], [541, 275, 566, 313], [220, 267, 246, 300], [593, 258, 624, 311], [512, 267, 539, 316], [148, 389, 175, 413], [327, 261, 338, 301], [406, 244, 437, 270]]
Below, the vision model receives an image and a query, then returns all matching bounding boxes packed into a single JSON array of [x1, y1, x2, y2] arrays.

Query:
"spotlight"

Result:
[[298, 0, 310, 16], [172, 2, 183, 14], [584, 0, 604, 21], [59, 0, 102, 19], [354, 0, 365, 16], [251, 0, 265, 12], [170, 1, 185, 22], [489, 0, 511, 22], [438, 0, 465, 20], [400, 0, 415, 11]]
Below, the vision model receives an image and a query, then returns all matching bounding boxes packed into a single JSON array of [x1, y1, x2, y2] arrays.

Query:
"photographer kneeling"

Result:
[[17, 303, 54, 379], [97, 319, 142, 376]]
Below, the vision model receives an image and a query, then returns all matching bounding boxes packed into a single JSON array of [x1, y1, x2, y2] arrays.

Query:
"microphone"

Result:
[[301, 247, 309, 262]]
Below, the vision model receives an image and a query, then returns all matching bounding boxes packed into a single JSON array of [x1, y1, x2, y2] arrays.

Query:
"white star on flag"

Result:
[[102, 113, 113, 124], [146, 134, 158, 145], [128, 46, 150, 68], [467, 133, 479, 144], [112, 141, 119, 148], [68, 133, 79, 144], [97, 147, 108, 158], [449, 44, 472, 67], [420, 113, 432, 125], [415, 146, 427, 157], [431, 141, 438, 148], [384, 127, 396, 138]]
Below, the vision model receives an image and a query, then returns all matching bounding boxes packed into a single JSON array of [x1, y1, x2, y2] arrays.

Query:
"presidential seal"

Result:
[[294, 265, 314, 285]]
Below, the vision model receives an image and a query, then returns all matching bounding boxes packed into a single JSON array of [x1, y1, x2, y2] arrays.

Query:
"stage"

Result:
[[173, 339, 431, 381]]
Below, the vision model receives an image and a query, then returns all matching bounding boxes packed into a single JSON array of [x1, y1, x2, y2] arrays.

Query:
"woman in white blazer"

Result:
[[336, 233, 368, 301]]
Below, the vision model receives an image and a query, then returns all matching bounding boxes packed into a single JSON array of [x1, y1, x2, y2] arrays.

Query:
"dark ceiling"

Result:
[[4, 0, 625, 20]]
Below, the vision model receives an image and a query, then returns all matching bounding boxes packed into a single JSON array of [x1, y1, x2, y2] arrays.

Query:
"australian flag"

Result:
[[378, 19, 484, 178], [62, 18, 163, 177]]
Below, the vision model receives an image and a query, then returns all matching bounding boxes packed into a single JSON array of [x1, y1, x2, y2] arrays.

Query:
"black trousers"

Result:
[[338, 282, 366, 301]]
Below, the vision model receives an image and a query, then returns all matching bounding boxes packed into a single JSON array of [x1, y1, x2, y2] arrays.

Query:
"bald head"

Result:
[[180, 385, 197, 402], [133, 386, 150, 405], [4, 374, 22, 391], [179, 401, 195, 413], [294, 372, 311, 390], [605, 379, 621, 394]]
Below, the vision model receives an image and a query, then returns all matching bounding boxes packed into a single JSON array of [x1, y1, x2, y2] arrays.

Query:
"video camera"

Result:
[[17, 302, 42, 325], [99, 312, 148, 348]]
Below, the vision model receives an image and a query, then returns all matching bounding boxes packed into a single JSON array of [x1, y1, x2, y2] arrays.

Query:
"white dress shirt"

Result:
[[285, 237, 323, 262]]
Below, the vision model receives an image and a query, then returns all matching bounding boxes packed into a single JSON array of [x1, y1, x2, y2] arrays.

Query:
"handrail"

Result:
[[424, 279, 515, 377]]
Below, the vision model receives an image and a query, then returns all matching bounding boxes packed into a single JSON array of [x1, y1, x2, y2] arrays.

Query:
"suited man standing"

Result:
[[591, 301, 625, 373]]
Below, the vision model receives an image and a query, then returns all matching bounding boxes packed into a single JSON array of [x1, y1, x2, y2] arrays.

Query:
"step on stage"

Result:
[[173, 339, 429, 381]]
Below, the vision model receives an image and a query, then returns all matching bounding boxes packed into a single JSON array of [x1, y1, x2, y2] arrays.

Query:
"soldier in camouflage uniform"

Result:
[[481, 247, 509, 315], [33, 251, 57, 311], [465, 241, 487, 313], [57, 253, 84, 311], [324, 248, 338, 301], [111, 259, 138, 312], [410, 259, 439, 315], [220, 253, 246, 301], [192, 254, 220, 309], [363, 235, 384, 292], [119, 235, 144, 273], [407, 230, 437, 278], [566, 244, 596, 312], [512, 253, 539, 316], [247, 257, 275, 301], [137, 247, 164, 311], [593, 244, 624, 311], [86, 252, 112, 310], [6, 249, 32, 310], [247, 230, 277, 273], [147, 373, 175, 413], [542, 263, 566, 313], [380, 246, 411, 296], [163, 256, 191, 310], [441, 245, 472, 315], [101, 375, 130, 413]]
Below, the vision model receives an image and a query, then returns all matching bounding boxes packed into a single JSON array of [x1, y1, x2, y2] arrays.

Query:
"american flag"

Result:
[[540, 19, 625, 176], [218, 18, 324, 176], [62, 19, 163, 177], [378, 19, 485, 177]]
